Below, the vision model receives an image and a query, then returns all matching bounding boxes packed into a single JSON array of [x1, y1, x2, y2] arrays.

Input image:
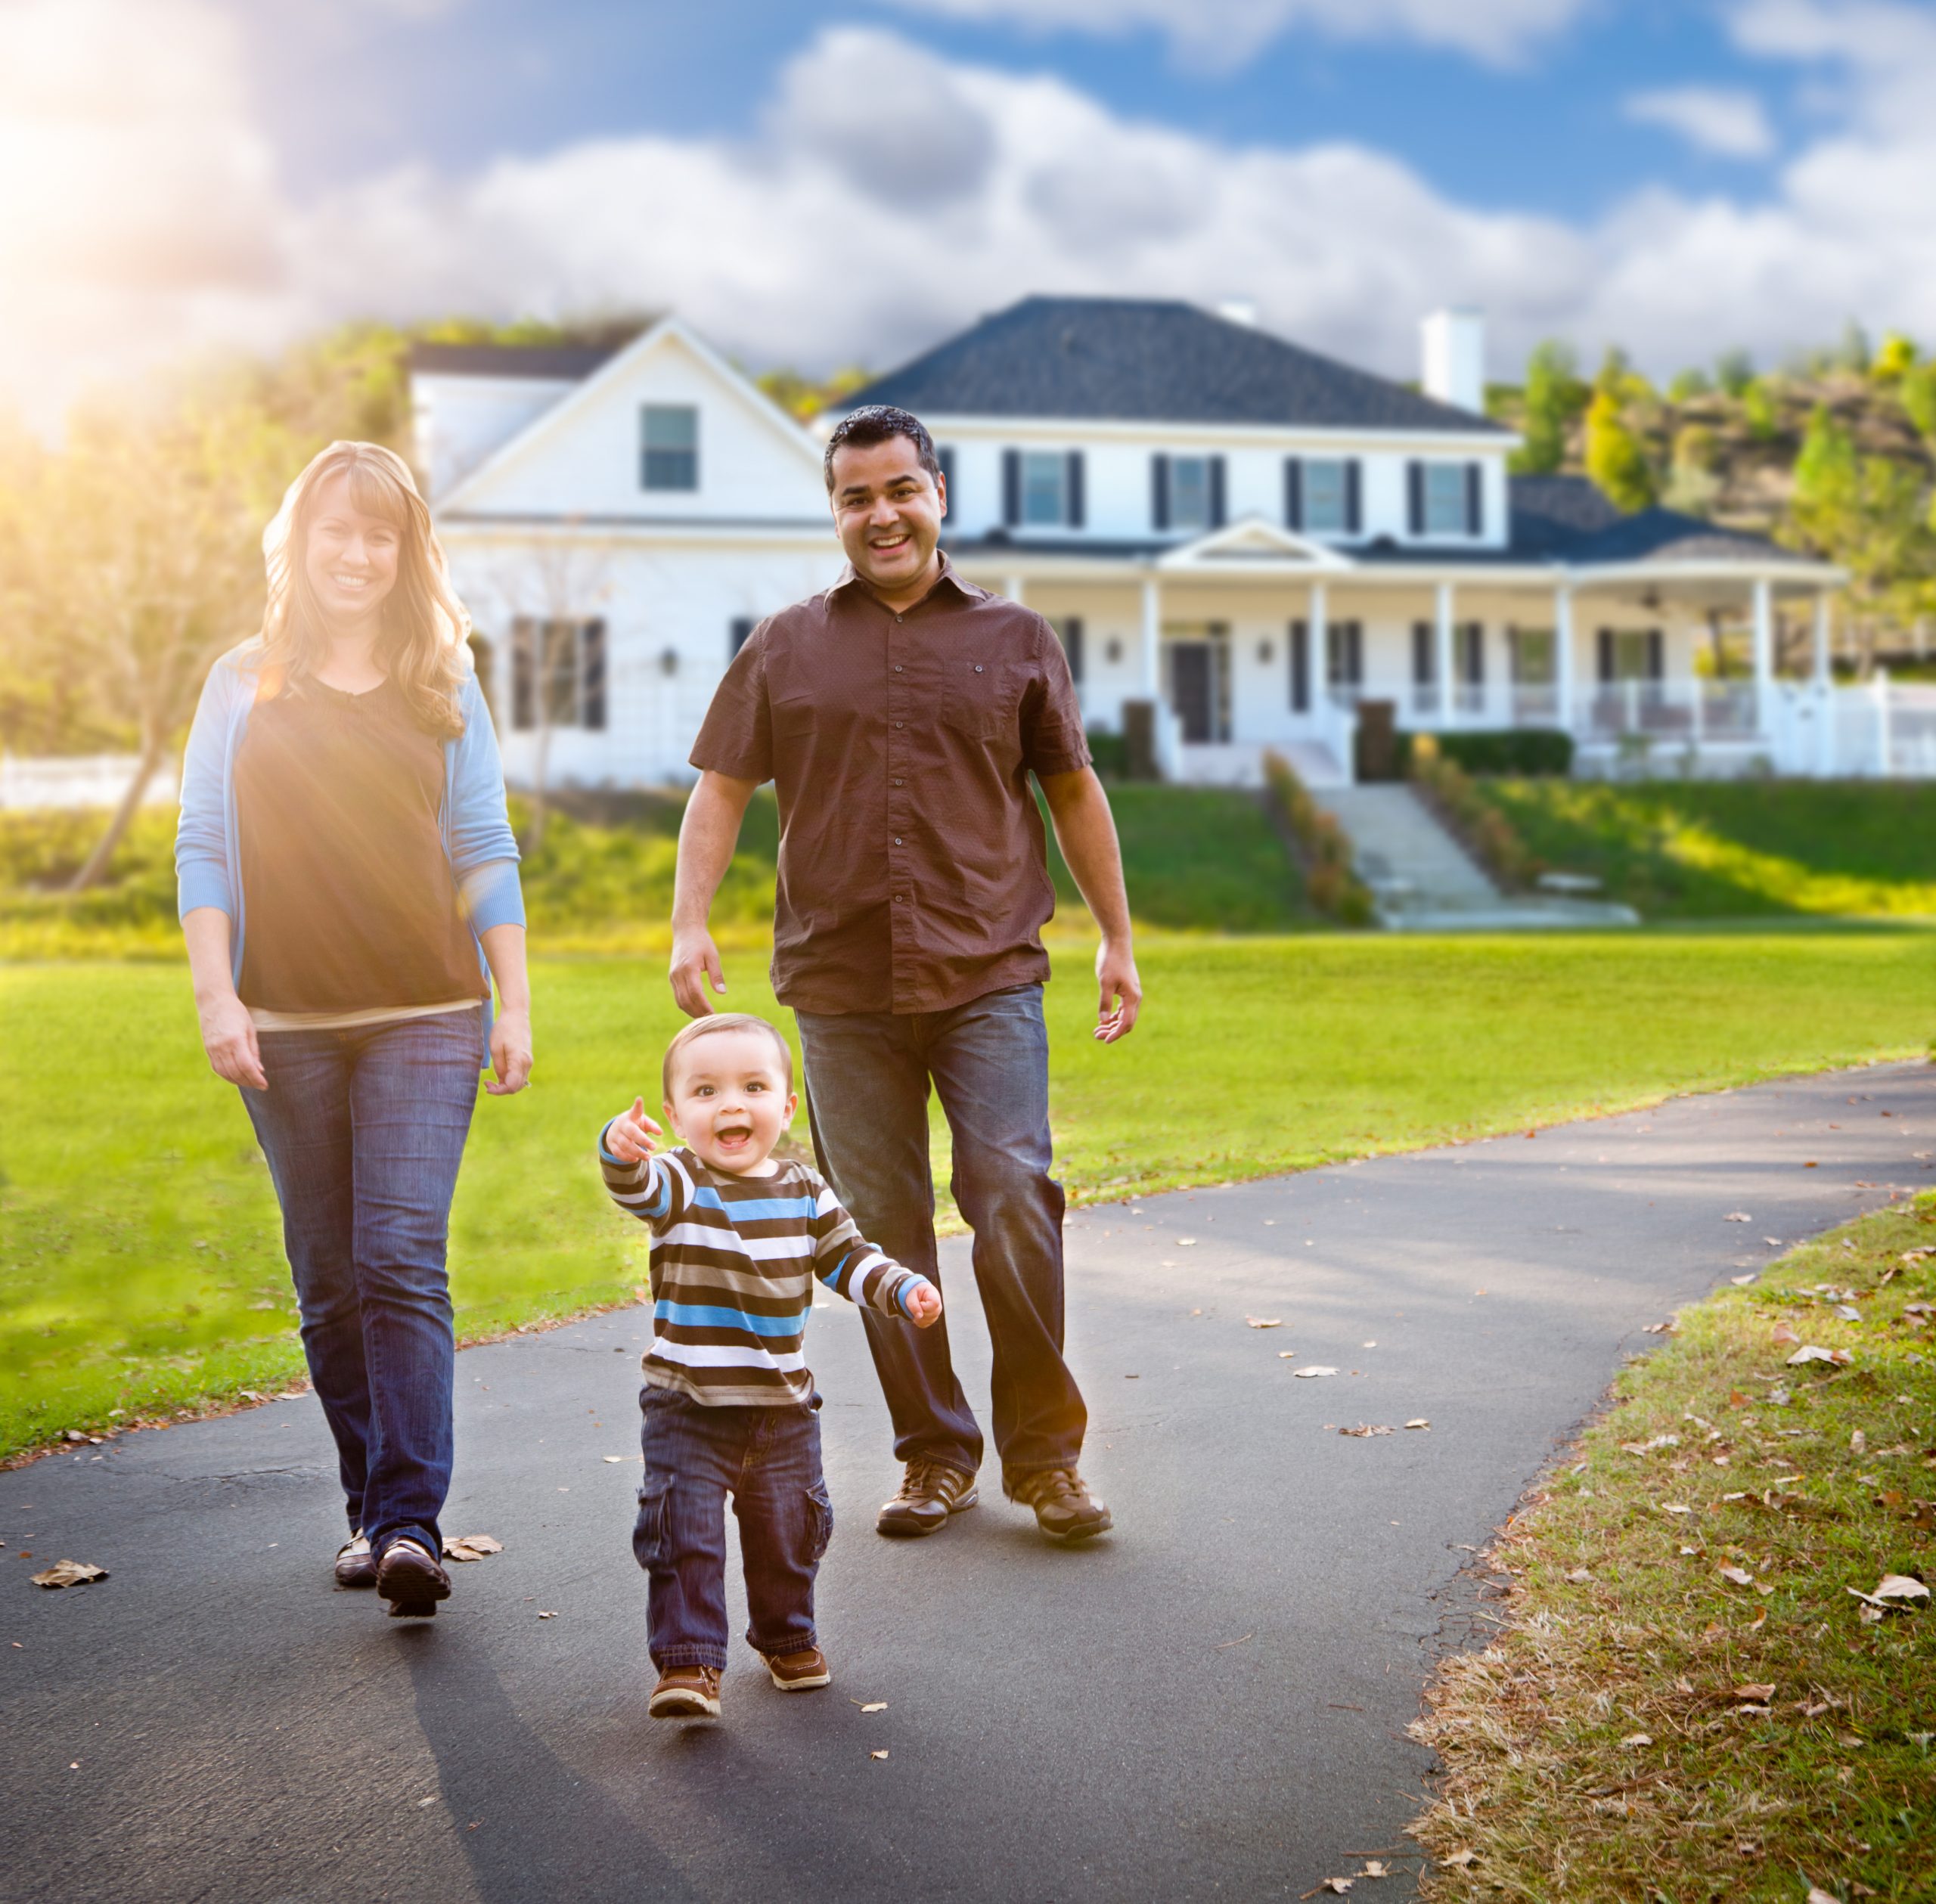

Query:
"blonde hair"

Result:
[[662, 1014, 794, 1102], [254, 441, 470, 739]]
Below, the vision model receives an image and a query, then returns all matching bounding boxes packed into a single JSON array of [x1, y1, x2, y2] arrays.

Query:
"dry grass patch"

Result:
[[1409, 1195, 1936, 1902]]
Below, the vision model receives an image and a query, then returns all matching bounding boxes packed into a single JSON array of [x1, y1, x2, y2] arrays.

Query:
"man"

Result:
[[669, 404, 1140, 1544]]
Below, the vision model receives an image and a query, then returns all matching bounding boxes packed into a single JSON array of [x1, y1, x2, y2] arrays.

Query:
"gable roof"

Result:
[[839, 296, 1508, 434], [408, 341, 627, 381]]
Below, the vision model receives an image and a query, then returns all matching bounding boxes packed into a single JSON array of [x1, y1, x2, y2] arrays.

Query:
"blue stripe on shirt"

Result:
[[654, 1300, 803, 1338], [688, 1186, 820, 1223]]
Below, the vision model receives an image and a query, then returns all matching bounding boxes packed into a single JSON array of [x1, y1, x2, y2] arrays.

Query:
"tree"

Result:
[[1668, 366, 1713, 402], [756, 364, 873, 423], [1899, 361, 1936, 443], [1715, 348, 1755, 397], [1872, 332, 1918, 383], [1584, 389, 1657, 512], [1662, 423, 1720, 517], [1509, 340, 1587, 475]]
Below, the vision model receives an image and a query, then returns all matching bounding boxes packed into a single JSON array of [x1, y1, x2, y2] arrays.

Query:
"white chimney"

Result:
[[1421, 307, 1485, 414], [1218, 297, 1258, 327]]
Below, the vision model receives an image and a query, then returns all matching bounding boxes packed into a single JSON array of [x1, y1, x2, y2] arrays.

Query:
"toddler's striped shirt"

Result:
[[598, 1135, 925, 1407]]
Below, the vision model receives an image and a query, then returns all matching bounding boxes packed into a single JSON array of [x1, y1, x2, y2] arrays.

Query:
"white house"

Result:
[[413, 298, 1928, 791]]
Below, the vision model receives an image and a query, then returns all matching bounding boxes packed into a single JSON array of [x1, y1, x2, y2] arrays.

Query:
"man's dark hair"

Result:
[[823, 405, 941, 494]]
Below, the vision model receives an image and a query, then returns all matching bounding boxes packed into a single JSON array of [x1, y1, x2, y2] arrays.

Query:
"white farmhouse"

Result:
[[414, 298, 1911, 791]]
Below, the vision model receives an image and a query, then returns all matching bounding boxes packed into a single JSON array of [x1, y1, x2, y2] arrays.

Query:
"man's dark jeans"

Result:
[[634, 1386, 831, 1670], [795, 982, 1086, 1482], [240, 1006, 482, 1562]]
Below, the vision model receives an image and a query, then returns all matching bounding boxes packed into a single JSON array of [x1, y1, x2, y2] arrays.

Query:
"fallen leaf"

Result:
[[1725, 1212, 1752, 1223], [1731, 1274, 1758, 1285], [1787, 1344, 1851, 1366], [536, 1610, 557, 1619], [1808, 1889, 1841, 1903], [1719, 1565, 1756, 1586], [29, 1559, 107, 1589], [859, 1701, 887, 1713], [1441, 1850, 1477, 1868], [1733, 1682, 1776, 1701], [603, 1456, 625, 1464], [1319, 1882, 1353, 1896], [1246, 1316, 1283, 1329], [1620, 1732, 1652, 1747], [442, 1535, 503, 1563], [1869, 1574, 1929, 1604], [1404, 1418, 1431, 1430], [1661, 1503, 1693, 1516], [870, 1749, 889, 1760], [1764, 1238, 1784, 1248], [1771, 1323, 1801, 1345], [1339, 1423, 1393, 1437], [417, 1795, 437, 1809], [1565, 1566, 1593, 1583], [1835, 1304, 1862, 1322], [1360, 1862, 1389, 1880], [1851, 1429, 1867, 1454], [1292, 1366, 1338, 1378], [1643, 1319, 1678, 1335], [1177, 1238, 1198, 1247]]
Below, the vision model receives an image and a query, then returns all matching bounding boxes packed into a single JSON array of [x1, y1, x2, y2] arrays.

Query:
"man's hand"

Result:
[[669, 926, 727, 1019], [605, 1096, 664, 1165], [1094, 935, 1142, 1044], [486, 1004, 532, 1096], [904, 1280, 944, 1329]]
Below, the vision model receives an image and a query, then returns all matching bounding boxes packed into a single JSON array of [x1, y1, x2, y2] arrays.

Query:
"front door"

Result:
[[1171, 642, 1214, 743]]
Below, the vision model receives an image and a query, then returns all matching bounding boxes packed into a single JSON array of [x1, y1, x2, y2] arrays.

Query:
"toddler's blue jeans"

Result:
[[634, 1385, 832, 1671]]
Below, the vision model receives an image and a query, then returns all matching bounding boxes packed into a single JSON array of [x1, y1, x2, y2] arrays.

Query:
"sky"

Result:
[[4, 0, 1936, 430]]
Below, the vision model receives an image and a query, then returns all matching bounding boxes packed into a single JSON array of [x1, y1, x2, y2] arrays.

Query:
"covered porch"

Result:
[[948, 519, 1868, 785]]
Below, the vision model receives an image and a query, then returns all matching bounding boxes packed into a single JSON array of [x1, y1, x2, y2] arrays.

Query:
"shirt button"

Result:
[[892, 777, 904, 786], [895, 613, 904, 623], [974, 663, 984, 674], [893, 663, 904, 673], [894, 721, 904, 729], [893, 836, 902, 845]]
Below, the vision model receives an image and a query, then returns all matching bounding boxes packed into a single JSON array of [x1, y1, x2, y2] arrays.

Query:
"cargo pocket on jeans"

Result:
[[804, 1481, 833, 1563], [634, 1475, 673, 1572]]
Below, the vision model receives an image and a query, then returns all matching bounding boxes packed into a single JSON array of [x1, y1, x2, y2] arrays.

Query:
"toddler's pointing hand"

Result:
[[606, 1096, 664, 1164], [904, 1280, 943, 1329]]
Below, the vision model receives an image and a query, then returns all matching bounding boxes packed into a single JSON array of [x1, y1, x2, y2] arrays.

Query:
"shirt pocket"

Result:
[[940, 662, 1022, 746]]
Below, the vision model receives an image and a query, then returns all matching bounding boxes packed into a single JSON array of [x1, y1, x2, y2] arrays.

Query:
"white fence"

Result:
[[0, 752, 178, 811]]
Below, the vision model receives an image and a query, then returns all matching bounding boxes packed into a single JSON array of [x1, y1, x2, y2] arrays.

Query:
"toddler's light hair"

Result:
[[662, 1013, 794, 1102]]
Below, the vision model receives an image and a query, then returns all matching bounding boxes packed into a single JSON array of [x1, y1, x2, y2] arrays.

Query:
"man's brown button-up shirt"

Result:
[[689, 556, 1091, 1015]]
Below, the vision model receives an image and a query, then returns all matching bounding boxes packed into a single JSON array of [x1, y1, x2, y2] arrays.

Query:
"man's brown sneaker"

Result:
[[649, 1665, 722, 1719], [764, 1645, 831, 1692], [876, 1459, 979, 1537], [1005, 1467, 1112, 1543]]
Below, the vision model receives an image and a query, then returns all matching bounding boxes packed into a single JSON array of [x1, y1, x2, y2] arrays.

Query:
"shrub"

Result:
[[1408, 736, 1544, 888], [1261, 750, 1376, 926], [1084, 730, 1130, 780], [1395, 728, 1573, 778]]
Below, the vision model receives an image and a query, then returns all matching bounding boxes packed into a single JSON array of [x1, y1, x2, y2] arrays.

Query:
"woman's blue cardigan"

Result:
[[175, 643, 525, 995]]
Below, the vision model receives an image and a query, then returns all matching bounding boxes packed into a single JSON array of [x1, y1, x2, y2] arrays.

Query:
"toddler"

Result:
[[598, 1011, 942, 1719]]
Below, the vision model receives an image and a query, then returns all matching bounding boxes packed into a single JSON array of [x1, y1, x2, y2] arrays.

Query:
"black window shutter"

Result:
[[1465, 461, 1484, 537], [1289, 619, 1308, 712], [1647, 628, 1665, 681], [580, 619, 607, 730], [1407, 460, 1426, 535], [728, 616, 755, 658], [937, 445, 956, 505], [1460, 621, 1483, 687], [510, 616, 535, 731], [1346, 622, 1363, 686], [1151, 453, 1171, 530], [1208, 454, 1227, 529], [1412, 620, 1435, 686], [1597, 628, 1615, 684], [1066, 451, 1084, 529], [1001, 448, 1021, 528], [1344, 459, 1362, 535], [1064, 616, 1085, 684], [1283, 457, 1304, 531]]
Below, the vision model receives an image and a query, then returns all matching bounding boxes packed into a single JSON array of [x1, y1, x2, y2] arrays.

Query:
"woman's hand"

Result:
[[486, 1004, 532, 1096], [198, 989, 267, 1091], [605, 1096, 663, 1164]]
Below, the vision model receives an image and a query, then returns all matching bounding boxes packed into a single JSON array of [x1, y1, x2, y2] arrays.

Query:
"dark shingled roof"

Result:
[[408, 342, 624, 380], [1563, 504, 1817, 566], [841, 297, 1507, 434]]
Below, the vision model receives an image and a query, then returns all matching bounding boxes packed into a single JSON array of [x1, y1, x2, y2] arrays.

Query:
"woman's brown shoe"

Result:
[[765, 1646, 831, 1691], [650, 1665, 722, 1718]]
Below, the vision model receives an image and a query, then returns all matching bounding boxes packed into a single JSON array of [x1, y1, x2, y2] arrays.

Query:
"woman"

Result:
[[176, 440, 530, 1620]]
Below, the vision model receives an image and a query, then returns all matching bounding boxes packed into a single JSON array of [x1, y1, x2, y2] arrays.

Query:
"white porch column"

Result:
[[1004, 574, 1025, 609], [1554, 582, 1575, 734], [1751, 577, 1774, 735], [1434, 580, 1455, 727], [1812, 591, 1832, 684], [1813, 590, 1835, 775], [1140, 575, 1162, 699], [1308, 581, 1328, 709]]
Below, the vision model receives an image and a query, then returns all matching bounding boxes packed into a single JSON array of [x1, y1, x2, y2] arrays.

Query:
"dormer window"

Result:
[[641, 405, 698, 491]]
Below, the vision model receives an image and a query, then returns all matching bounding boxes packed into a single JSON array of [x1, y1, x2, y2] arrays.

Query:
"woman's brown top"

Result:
[[690, 557, 1091, 1016], [234, 676, 486, 1016]]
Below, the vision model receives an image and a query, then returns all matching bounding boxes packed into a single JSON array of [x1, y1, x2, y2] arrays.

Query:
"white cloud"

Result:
[[10, 4, 1936, 430], [886, 0, 1590, 71], [1624, 85, 1776, 157]]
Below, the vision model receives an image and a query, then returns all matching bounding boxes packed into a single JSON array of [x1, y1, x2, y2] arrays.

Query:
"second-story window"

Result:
[[1022, 451, 1066, 526], [641, 405, 698, 491], [1303, 459, 1349, 532], [1171, 455, 1211, 529]]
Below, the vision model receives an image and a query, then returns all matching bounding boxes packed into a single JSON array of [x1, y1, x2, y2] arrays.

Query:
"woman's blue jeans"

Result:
[[240, 1006, 482, 1562], [794, 982, 1087, 1483]]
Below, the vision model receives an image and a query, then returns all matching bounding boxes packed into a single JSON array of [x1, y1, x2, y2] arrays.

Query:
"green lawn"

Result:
[[4, 931, 1931, 1459], [1470, 777, 1936, 919]]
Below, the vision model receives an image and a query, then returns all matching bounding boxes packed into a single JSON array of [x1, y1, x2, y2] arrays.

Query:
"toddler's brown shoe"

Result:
[[649, 1664, 722, 1719], [764, 1646, 830, 1692]]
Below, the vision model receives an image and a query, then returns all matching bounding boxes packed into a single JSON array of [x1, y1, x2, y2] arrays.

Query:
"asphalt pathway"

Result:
[[6, 1061, 1934, 1904]]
